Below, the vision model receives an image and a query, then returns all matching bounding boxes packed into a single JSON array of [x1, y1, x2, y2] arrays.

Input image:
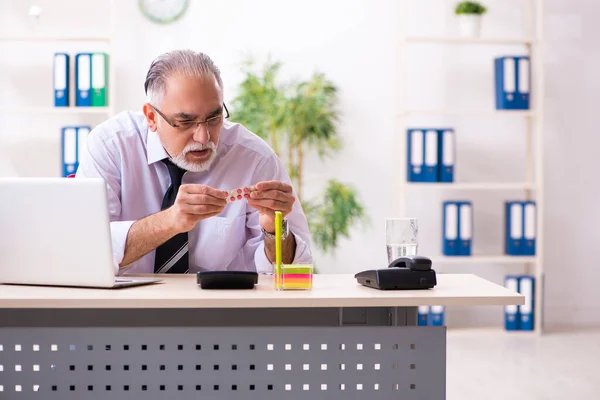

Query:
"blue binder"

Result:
[[438, 128, 455, 182], [518, 275, 535, 330], [61, 126, 90, 176], [515, 56, 531, 110], [417, 306, 429, 326], [505, 201, 524, 255], [423, 129, 438, 182], [407, 129, 439, 182], [522, 201, 536, 256], [458, 201, 473, 256], [442, 201, 459, 256], [495, 56, 530, 110], [61, 127, 78, 176], [429, 306, 445, 326], [407, 129, 425, 182], [53, 53, 69, 107], [504, 275, 521, 331], [75, 53, 92, 107]]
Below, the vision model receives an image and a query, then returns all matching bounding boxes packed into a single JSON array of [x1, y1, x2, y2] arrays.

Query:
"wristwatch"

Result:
[[262, 219, 289, 240]]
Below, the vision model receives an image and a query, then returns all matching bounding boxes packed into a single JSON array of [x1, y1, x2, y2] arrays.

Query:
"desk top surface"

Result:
[[0, 273, 523, 309]]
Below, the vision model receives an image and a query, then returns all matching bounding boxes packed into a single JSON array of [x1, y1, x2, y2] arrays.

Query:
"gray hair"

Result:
[[144, 49, 223, 106]]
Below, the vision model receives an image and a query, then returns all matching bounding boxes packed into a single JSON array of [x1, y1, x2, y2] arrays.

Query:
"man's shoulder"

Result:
[[89, 110, 148, 144], [219, 121, 276, 160]]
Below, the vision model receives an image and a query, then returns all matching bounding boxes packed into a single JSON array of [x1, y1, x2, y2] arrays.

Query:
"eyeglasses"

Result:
[[150, 103, 229, 131]]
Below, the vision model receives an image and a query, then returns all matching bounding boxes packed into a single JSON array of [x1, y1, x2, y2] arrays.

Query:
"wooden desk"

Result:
[[0, 273, 523, 399]]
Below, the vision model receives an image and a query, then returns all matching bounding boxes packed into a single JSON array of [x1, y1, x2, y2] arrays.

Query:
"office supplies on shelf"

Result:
[[495, 56, 530, 110], [53, 53, 69, 107], [505, 201, 536, 255], [438, 128, 455, 182], [443, 201, 459, 256], [418, 306, 429, 326], [423, 129, 439, 182], [458, 201, 473, 255], [407, 129, 425, 182], [504, 275, 521, 330], [61, 126, 90, 177], [505, 201, 523, 255], [522, 201, 537, 256], [91, 52, 109, 106], [518, 275, 535, 330], [76, 53, 92, 107], [61, 127, 77, 177], [429, 305, 445, 326]]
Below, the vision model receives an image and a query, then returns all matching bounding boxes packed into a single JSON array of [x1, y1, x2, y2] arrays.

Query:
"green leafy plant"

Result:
[[231, 57, 368, 253], [455, 1, 487, 15]]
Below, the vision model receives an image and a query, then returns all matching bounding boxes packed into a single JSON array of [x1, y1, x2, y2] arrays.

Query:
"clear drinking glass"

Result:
[[386, 218, 418, 263]]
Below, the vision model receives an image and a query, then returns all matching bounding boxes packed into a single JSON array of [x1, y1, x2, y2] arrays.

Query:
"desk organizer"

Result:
[[280, 264, 313, 290], [274, 264, 313, 290]]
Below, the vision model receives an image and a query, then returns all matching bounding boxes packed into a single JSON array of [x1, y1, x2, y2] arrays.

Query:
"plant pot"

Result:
[[457, 14, 482, 38]]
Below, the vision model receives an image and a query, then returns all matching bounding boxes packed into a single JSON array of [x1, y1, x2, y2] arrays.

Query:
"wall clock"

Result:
[[139, 0, 189, 24]]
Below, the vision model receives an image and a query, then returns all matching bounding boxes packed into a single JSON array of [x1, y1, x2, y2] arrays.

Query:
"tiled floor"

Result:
[[447, 327, 600, 400]]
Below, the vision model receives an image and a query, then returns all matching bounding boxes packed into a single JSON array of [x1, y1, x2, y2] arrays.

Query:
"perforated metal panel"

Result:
[[0, 326, 445, 399]]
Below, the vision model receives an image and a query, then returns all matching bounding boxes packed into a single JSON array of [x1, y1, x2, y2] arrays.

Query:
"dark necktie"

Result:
[[154, 159, 189, 274]]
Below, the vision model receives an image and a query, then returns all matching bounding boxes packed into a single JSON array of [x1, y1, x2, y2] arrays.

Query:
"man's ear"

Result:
[[143, 103, 158, 132]]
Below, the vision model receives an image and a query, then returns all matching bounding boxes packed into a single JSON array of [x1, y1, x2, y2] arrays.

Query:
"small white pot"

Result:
[[457, 14, 482, 38]]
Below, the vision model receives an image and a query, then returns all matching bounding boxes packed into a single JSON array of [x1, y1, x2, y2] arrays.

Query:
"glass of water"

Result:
[[386, 218, 418, 263]]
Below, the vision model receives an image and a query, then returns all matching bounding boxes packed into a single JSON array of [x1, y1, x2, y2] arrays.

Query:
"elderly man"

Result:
[[76, 49, 312, 274]]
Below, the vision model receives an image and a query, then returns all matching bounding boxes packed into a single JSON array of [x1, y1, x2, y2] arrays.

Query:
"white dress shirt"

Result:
[[76, 110, 313, 274]]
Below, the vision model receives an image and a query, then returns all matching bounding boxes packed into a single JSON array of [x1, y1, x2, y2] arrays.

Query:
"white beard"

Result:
[[171, 141, 217, 172]]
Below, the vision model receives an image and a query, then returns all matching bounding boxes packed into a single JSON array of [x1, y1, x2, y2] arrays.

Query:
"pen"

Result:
[[275, 211, 282, 288]]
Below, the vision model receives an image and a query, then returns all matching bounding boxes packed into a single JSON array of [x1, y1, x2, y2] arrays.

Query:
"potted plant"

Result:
[[455, 1, 487, 38], [232, 58, 368, 254]]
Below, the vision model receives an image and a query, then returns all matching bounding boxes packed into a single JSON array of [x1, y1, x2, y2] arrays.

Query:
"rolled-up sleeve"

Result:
[[75, 129, 132, 271], [252, 154, 313, 273]]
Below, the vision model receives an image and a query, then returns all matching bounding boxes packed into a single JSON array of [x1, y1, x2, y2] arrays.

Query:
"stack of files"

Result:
[[442, 201, 472, 256], [406, 128, 455, 183], [504, 275, 535, 331], [494, 56, 530, 110], [417, 306, 445, 326], [504, 201, 536, 255], [61, 126, 91, 177], [75, 52, 109, 107]]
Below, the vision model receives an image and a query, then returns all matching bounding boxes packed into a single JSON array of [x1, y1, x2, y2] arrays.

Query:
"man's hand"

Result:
[[167, 184, 228, 233], [247, 181, 295, 233], [120, 184, 227, 267]]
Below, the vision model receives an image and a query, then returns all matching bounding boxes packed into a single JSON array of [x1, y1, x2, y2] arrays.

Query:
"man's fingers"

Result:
[[255, 180, 293, 193], [181, 184, 228, 199], [250, 189, 292, 202], [181, 193, 227, 207]]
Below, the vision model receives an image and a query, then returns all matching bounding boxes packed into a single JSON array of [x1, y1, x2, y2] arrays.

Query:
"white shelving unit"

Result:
[[0, 107, 113, 115], [402, 36, 536, 45], [397, 1, 544, 334], [0, 0, 116, 175], [399, 109, 536, 117], [431, 255, 538, 265], [0, 35, 112, 42]]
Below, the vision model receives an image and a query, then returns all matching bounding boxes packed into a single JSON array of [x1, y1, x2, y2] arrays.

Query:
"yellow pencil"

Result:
[[275, 211, 282, 288]]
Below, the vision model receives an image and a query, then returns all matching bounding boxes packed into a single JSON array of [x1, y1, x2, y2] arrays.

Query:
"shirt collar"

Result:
[[147, 129, 169, 165]]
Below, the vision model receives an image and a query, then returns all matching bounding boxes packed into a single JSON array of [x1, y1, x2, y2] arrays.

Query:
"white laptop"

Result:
[[0, 177, 161, 288]]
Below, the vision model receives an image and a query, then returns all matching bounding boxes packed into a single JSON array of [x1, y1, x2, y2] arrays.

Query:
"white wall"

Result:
[[0, 0, 598, 329]]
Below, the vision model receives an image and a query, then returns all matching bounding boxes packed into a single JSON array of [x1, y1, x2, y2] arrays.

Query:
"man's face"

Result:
[[145, 74, 225, 172]]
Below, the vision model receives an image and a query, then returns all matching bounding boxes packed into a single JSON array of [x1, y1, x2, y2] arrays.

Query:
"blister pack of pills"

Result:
[[225, 186, 256, 203]]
